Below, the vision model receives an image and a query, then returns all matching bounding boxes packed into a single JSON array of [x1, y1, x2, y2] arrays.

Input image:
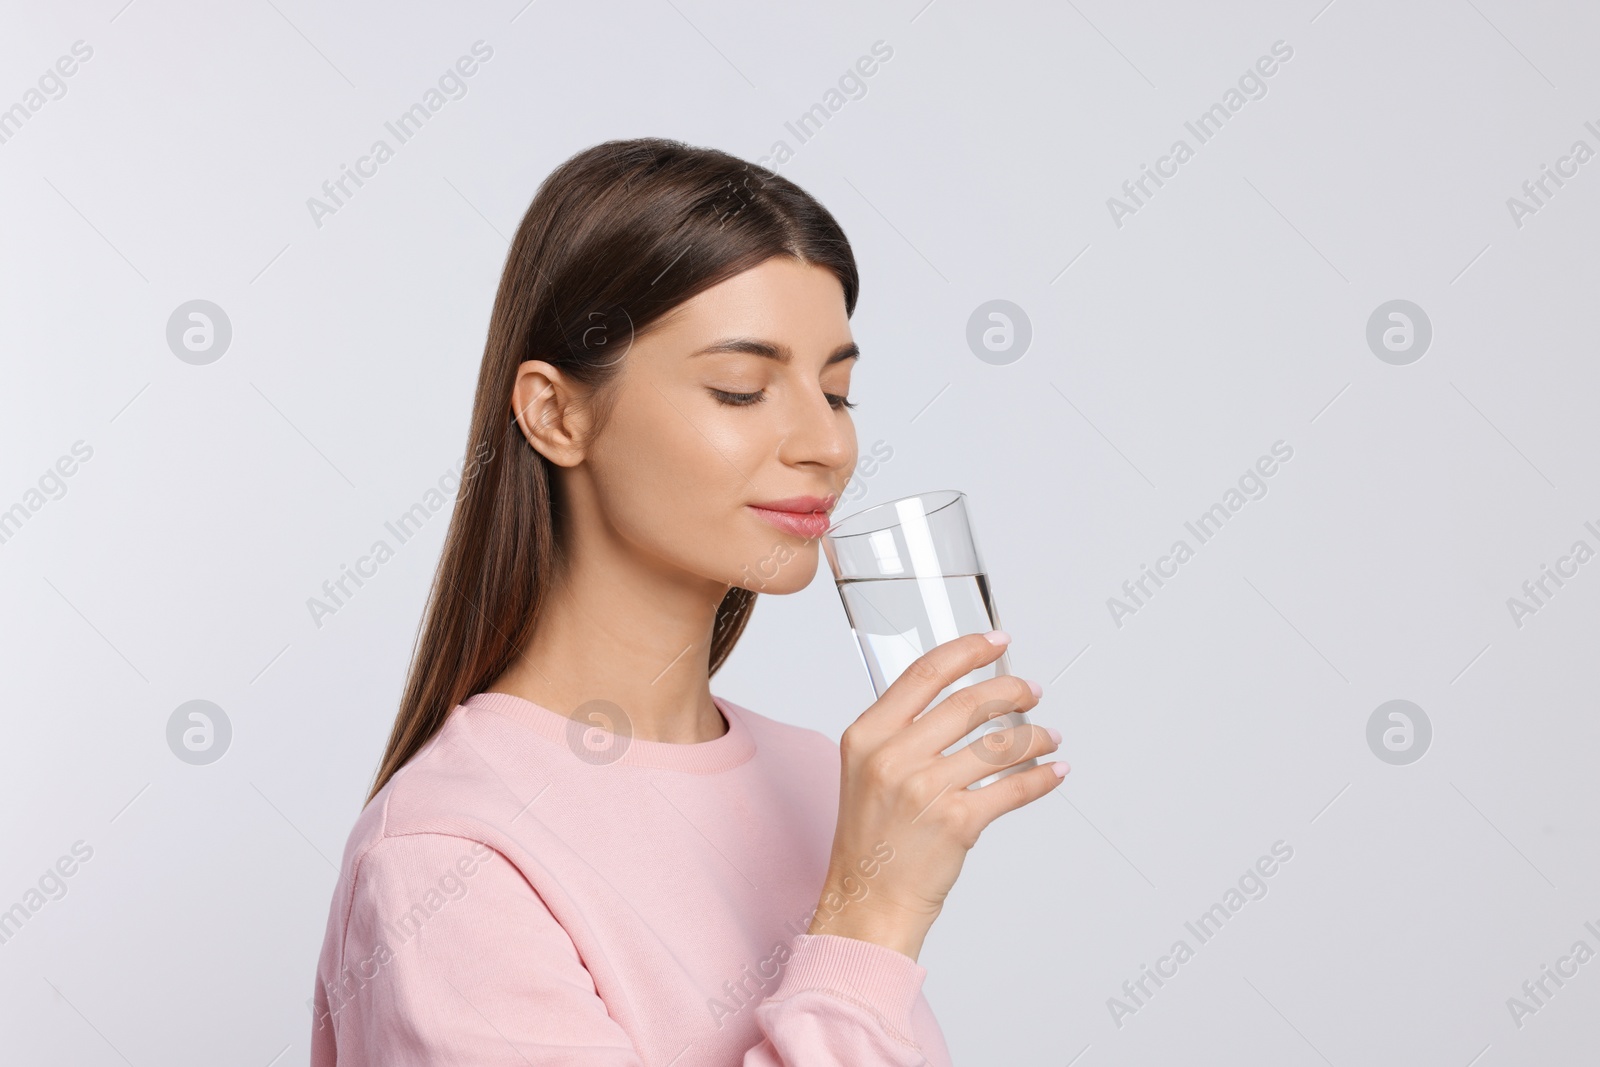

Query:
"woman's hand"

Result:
[[809, 630, 1066, 961]]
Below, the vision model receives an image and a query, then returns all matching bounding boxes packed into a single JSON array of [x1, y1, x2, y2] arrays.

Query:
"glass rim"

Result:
[[824, 489, 965, 539]]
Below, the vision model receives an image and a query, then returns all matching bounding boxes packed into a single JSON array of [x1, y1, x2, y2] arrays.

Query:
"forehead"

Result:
[[645, 256, 852, 347]]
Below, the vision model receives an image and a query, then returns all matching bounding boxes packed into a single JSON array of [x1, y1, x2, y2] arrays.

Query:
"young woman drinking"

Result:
[[309, 136, 1066, 1066]]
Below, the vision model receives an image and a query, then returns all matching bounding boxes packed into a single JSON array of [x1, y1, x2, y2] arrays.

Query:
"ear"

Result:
[[511, 359, 594, 468]]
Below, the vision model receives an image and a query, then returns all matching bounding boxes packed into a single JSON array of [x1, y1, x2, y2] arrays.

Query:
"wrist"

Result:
[[807, 896, 928, 961]]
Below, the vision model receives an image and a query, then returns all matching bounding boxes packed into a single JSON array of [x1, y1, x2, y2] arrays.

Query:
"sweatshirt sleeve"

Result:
[[315, 832, 642, 1065], [313, 832, 947, 1066], [746, 933, 948, 1067]]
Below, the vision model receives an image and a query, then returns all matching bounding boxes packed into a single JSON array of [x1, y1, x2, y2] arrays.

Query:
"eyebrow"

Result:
[[690, 338, 860, 365]]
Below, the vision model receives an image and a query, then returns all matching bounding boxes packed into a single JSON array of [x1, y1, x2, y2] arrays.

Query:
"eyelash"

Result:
[[711, 389, 857, 411]]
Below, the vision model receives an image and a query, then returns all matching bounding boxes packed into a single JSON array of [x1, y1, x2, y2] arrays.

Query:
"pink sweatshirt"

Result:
[[309, 690, 953, 1065]]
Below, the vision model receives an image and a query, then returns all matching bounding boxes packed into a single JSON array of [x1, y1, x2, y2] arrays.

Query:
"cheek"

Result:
[[697, 419, 820, 584], [588, 389, 783, 576], [592, 396, 720, 524], [605, 399, 703, 488]]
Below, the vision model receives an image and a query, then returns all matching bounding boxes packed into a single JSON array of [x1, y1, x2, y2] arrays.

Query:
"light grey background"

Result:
[[3, 0, 1597, 1063]]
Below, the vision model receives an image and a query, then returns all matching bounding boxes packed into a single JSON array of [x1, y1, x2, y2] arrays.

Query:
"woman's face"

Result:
[[526, 255, 860, 597]]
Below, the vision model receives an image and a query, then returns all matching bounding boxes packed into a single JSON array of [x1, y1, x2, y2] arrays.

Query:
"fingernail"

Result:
[[983, 629, 1011, 646], [1046, 726, 1061, 745], [1051, 762, 1070, 779], [1026, 679, 1043, 699]]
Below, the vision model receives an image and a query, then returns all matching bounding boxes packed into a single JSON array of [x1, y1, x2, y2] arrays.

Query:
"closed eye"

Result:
[[709, 388, 857, 410]]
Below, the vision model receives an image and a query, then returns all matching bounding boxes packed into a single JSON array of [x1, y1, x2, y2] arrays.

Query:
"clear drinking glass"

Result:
[[822, 490, 1038, 789]]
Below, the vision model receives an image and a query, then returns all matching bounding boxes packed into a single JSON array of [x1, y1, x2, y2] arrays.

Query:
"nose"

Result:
[[774, 388, 855, 475]]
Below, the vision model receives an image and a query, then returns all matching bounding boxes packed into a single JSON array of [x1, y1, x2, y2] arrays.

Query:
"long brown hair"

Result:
[[365, 137, 860, 804]]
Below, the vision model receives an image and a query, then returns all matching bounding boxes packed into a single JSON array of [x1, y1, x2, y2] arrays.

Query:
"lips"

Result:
[[747, 494, 837, 539], [749, 494, 836, 514]]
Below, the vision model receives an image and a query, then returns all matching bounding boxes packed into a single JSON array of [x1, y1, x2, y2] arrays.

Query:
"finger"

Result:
[[857, 630, 1012, 738], [942, 721, 1059, 791], [894, 672, 1038, 757], [963, 759, 1071, 829]]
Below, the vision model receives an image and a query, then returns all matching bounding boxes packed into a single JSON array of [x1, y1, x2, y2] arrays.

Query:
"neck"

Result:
[[484, 506, 732, 745]]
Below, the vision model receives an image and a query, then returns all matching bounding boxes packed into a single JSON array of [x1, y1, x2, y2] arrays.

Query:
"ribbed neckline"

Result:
[[461, 690, 757, 774]]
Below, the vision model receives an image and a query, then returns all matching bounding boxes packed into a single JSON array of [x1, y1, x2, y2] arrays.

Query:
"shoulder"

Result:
[[333, 707, 516, 877]]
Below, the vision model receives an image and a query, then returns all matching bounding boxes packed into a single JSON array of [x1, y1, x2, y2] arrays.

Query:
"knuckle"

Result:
[[862, 747, 899, 788], [1012, 675, 1036, 705], [941, 798, 982, 849], [946, 685, 980, 721], [902, 655, 943, 688], [1004, 767, 1040, 806], [965, 678, 1023, 725], [902, 766, 938, 807]]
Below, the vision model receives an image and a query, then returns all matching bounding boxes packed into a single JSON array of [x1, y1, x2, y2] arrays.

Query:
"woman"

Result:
[[309, 136, 1066, 1066]]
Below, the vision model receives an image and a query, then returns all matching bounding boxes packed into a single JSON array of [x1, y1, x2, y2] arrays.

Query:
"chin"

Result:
[[731, 535, 818, 595]]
